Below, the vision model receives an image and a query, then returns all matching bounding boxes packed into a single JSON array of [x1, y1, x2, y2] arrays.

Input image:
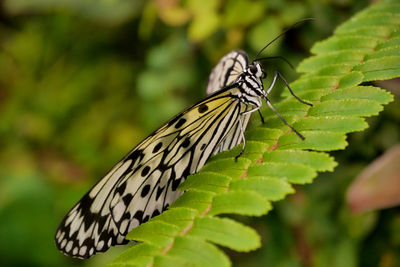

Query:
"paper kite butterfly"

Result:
[[55, 26, 312, 259]]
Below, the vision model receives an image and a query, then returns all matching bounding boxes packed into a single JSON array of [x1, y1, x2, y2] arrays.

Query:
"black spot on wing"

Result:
[[118, 211, 131, 228], [181, 138, 190, 148], [198, 104, 209, 113], [133, 210, 144, 223], [122, 194, 133, 206], [133, 164, 143, 173], [141, 166, 150, 177], [75, 194, 96, 231], [153, 142, 163, 153], [142, 215, 150, 223], [167, 113, 183, 127], [172, 168, 190, 191], [115, 181, 127, 195], [141, 184, 151, 197], [175, 118, 186, 128], [78, 193, 94, 212], [158, 163, 168, 172], [127, 149, 143, 164], [163, 204, 169, 211], [97, 215, 109, 234], [152, 209, 160, 217], [172, 178, 182, 191], [156, 186, 165, 201]]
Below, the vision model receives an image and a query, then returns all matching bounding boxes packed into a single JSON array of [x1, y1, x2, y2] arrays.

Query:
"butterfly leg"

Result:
[[240, 100, 264, 124], [269, 71, 313, 106], [265, 70, 279, 95], [234, 106, 260, 161], [235, 116, 246, 162], [241, 106, 261, 116], [258, 110, 265, 124], [264, 96, 305, 140]]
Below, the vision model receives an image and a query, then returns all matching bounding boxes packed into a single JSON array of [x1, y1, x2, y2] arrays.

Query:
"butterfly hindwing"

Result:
[[206, 50, 248, 95], [207, 50, 254, 154]]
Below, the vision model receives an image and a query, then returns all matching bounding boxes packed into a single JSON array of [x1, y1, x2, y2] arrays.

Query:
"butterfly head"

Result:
[[247, 61, 266, 80], [238, 61, 268, 102]]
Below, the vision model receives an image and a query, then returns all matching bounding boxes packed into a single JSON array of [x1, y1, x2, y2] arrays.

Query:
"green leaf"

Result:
[[209, 191, 271, 216], [365, 46, 400, 61], [294, 116, 368, 133], [179, 172, 231, 193], [189, 216, 260, 251], [335, 13, 400, 32], [291, 75, 340, 92], [311, 36, 379, 54], [153, 254, 190, 267], [309, 99, 383, 117], [126, 221, 180, 248], [321, 86, 394, 104], [199, 158, 251, 177], [248, 162, 317, 184], [111, 243, 160, 267], [260, 114, 298, 131], [263, 100, 311, 117], [376, 37, 400, 50], [296, 89, 329, 102], [338, 71, 364, 89], [278, 131, 348, 151], [165, 236, 230, 267], [262, 150, 337, 172], [151, 208, 198, 229], [208, 141, 271, 162], [230, 176, 294, 201], [302, 64, 353, 76], [171, 191, 215, 212], [334, 25, 394, 38], [354, 56, 400, 81], [297, 51, 365, 73], [246, 128, 283, 142]]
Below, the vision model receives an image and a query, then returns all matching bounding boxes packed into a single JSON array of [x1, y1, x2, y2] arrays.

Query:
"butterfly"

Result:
[[206, 50, 311, 157], [55, 26, 313, 259]]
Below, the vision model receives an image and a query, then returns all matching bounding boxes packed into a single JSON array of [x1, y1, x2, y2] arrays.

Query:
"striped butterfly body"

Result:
[[55, 49, 310, 258]]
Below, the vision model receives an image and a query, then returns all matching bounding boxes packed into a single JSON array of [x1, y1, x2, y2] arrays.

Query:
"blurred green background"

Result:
[[0, 0, 399, 266]]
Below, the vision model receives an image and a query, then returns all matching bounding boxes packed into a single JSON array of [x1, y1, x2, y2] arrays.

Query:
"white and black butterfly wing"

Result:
[[206, 50, 248, 95], [206, 50, 253, 153], [55, 89, 246, 258], [109, 93, 244, 236], [55, 161, 130, 258]]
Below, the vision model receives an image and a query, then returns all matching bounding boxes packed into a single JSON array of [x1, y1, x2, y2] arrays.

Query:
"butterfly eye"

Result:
[[249, 64, 257, 74]]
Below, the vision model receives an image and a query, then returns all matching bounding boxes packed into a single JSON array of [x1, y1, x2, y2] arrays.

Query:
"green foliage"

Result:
[[110, 1, 397, 266]]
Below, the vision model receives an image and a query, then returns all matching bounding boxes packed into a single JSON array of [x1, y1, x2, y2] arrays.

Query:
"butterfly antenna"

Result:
[[253, 18, 315, 61], [256, 56, 295, 70]]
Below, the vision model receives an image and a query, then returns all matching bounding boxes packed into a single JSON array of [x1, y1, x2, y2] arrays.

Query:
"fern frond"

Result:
[[111, 1, 397, 266]]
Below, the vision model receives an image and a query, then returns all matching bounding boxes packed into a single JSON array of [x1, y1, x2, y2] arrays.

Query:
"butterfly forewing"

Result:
[[55, 89, 245, 258]]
